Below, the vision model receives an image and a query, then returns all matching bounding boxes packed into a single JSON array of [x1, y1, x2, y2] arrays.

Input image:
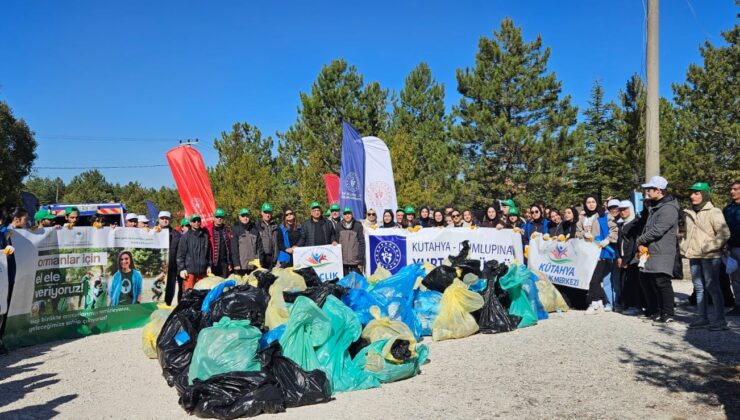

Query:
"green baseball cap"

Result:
[[689, 182, 711, 193], [34, 209, 47, 221], [508, 207, 520, 216], [261, 202, 273, 213], [343, 207, 353, 214], [43, 209, 57, 220], [214, 208, 226, 217], [65, 206, 80, 215], [404, 205, 415, 214], [239, 208, 251, 216], [502, 199, 516, 207], [329, 203, 340, 212], [324, 209, 331, 217], [190, 214, 202, 222], [310, 201, 321, 209], [180, 218, 189, 226]]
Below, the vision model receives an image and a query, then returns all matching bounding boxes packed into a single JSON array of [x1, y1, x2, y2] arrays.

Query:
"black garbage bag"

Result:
[[157, 289, 209, 389], [448, 240, 471, 266], [283, 279, 348, 308], [206, 285, 268, 328], [478, 278, 516, 334], [390, 339, 412, 362], [253, 271, 278, 293], [258, 343, 332, 408], [293, 267, 322, 287], [453, 259, 483, 279], [482, 259, 511, 308], [348, 337, 370, 359], [422, 265, 457, 293], [179, 372, 286, 419]]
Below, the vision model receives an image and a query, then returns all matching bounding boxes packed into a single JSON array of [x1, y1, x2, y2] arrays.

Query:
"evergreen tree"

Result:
[[0, 101, 37, 205], [62, 170, 116, 203], [24, 175, 66, 204]]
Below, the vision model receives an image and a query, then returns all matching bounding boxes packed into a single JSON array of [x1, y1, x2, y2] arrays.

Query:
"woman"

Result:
[[462, 210, 475, 227], [480, 205, 504, 229], [109, 251, 143, 306], [418, 206, 432, 228], [432, 210, 446, 227], [522, 204, 549, 243], [547, 209, 562, 236], [362, 209, 378, 230], [278, 208, 301, 267], [450, 210, 464, 227], [576, 195, 618, 314], [504, 208, 523, 229], [560, 207, 579, 238], [380, 209, 399, 228], [180, 218, 190, 233]]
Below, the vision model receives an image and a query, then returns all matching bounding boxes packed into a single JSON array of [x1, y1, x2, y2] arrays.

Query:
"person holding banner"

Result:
[[395, 209, 405, 226], [380, 209, 400, 229], [362, 209, 378, 230], [504, 207, 523, 230], [109, 251, 143, 305], [277, 208, 301, 267], [418, 206, 432, 228], [257, 203, 279, 270], [501, 199, 516, 216], [177, 214, 212, 290], [432, 210, 446, 227], [337, 208, 365, 275], [299, 202, 338, 247], [125, 213, 138, 227], [231, 208, 263, 274], [480, 205, 504, 229], [63, 206, 80, 229], [523, 204, 549, 243], [576, 195, 617, 315], [404, 206, 417, 228], [137, 215, 150, 229], [328, 203, 341, 231]]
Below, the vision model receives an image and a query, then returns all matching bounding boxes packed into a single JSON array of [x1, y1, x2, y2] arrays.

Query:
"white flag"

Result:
[[362, 136, 398, 216]]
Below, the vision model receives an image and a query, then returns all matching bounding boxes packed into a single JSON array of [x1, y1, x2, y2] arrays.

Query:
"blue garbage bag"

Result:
[[258, 324, 286, 350], [386, 297, 423, 341], [201, 280, 237, 313], [342, 288, 387, 325], [369, 263, 423, 303], [413, 289, 442, 336], [469, 278, 487, 293], [525, 272, 549, 320], [338, 272, 369, 290]]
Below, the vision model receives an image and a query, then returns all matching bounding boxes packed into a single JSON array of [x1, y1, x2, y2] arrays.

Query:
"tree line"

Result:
[[7, 19, 738, 217]]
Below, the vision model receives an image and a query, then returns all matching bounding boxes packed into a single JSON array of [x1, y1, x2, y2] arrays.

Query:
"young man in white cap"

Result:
[[637, 175, 680, 324], [158, 211, 183, 305], [604, 198, 622, 311], [125, 213, 138, 227], [137, 215, 150, 228]]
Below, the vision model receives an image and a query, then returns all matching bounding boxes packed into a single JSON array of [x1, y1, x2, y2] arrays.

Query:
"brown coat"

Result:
[[680, 202, 730, 259]]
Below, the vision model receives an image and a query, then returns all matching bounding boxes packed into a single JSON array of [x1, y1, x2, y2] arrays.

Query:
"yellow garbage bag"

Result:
[[361, 307, 417, 362], [432, 279, 484, 341], [532, 269, 569, 313], [264, 268, 307, 330], [142, 304, 173, 358], [367, 266, 391, 284], [194, 274, 226, 290]]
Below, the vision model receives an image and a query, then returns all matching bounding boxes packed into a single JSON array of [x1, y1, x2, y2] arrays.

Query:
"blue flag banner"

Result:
[[21, 192, 39, 226], [146, 200, 159, 228], [369, 234, 407, 274], [339, 121, 366, 217]]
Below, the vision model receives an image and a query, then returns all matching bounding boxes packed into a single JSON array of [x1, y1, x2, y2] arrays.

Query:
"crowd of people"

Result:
[[0, 176, 738, 353]]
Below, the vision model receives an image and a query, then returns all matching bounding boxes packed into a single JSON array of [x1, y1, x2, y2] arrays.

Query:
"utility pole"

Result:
[[645, 0, 660, 178]]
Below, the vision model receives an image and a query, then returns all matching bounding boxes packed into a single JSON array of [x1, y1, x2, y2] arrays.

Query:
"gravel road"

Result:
[[1, 279, 738, 419]]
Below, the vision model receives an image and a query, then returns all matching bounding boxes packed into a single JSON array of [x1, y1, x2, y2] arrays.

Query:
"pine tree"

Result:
[[0, 101, 37, 205], [62, 170, 116, 203]]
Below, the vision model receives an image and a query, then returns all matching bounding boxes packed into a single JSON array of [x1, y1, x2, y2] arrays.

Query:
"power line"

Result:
[[35, 164, 169, 170], [37, 135, 179, 142]]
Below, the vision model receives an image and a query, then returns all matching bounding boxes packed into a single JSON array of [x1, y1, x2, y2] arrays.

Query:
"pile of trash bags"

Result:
[[145, 242, 568, 418]]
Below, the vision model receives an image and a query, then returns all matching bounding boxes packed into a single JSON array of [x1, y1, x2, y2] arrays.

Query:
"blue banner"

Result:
[[339, 121, 366, 217], [369, 234, 407, 274], [145, 200, 159, 228]]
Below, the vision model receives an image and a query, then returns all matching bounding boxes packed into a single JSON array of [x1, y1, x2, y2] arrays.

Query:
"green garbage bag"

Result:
[[499, 264, 538, 328], [188, 317, 262, 384], [279, 296, 332, 373], [317, 296, 380, 393], [353, 338, 429, 383]]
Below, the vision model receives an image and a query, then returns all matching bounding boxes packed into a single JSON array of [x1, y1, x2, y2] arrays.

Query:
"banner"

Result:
[[366, 227, 524, 274], [362, 136, 398, 215], [339, 121, 366, 217], [293, 244, 344, 282], [526, 236, 601, 290], [166, 145, 216, 226], [146, 200, 159, 228], [3, 227, 169, 350], [323, 174, 340, 205]]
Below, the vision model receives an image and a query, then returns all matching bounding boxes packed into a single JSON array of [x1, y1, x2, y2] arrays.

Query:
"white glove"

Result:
[[207, 266, 213, 276], [179, 270, 188, 279], [531, 231, 542, 239], [583, 232, 593, 240]]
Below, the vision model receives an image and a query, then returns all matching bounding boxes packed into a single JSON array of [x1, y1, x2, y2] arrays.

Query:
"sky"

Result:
[[0, 1, 736, 189]]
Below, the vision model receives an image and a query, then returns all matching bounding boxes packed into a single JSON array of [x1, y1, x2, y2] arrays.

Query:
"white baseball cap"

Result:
[[607, 199, 621, 208], [158, 211, 171, 219], [641, 176, 668, 190], [125, 213, 138, 221], [618, 200, 633, 209], [138, 215, 149, 223]]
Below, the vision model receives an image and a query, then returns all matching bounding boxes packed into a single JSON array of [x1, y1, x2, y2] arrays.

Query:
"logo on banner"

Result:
[[345, 172, 361, 194], [366, 181, 392, 208], [374, 240, 402, 271], [549, 243, 572, 264], [306, 252, 331, 268]]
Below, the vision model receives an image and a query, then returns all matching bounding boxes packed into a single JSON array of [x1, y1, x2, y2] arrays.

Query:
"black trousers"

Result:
[[260, 254, 275, 271], [621, 264, 643, 309], [644, 272, 675, 317], [211, 260, 230, 277], [588, 260, 612, 303], [164, 272, 182, 306]]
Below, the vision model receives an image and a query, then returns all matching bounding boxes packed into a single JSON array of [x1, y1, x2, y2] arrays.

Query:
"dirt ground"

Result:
[[1, 279, 738, 419]]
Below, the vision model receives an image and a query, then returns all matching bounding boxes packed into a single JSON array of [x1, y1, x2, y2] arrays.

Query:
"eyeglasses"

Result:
[[452, 213, 461, 218], [531, 210, 540, 214], [191, 219, 202, 223], [215, 216, 223, 219], [367, 212, 376, 216]]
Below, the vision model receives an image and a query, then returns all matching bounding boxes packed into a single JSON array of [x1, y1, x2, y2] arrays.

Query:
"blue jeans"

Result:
[[690, 258, 726, 325], [603, 261, 621, 308]]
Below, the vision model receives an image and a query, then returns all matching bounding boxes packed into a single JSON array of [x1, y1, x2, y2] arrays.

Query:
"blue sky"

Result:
[[0, 1, 735, 189]]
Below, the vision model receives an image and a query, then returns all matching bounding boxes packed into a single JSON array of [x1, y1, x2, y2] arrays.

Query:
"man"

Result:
[[636, 176, 680, 324], [180, 218, 190, 233], [395, 208, 405, 226], [337, 208, 365, 275], [257, 203, 279, 270], [34, 209, 55, 229], [158, 211, 183, 305], [501, 199, 516, 216], [362, 209, 378, 230], [725, 181, 740, 316], [65, 206, 80, 228], [176, 214, 212, 291], [125, 213, 138, 227], [404, 206, 417, 228], [682, 182, 731, 331], [328, 203, 341, 230], [211, 207, 233, 277], [230, 208, 262, 275], [137, 215, 150, 228], [604, 198, 622, 311], [298, 202, 338, 247], [444, 205, 454, 216]]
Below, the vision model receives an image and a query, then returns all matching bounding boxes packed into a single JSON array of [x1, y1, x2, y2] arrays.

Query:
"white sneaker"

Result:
[[604, 304, 613, 312], [585, 302, 603, 315]]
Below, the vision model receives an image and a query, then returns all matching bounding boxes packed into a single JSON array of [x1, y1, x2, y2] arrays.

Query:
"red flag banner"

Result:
[[166, 145, 216, 226], [323, 174, 340, 205]]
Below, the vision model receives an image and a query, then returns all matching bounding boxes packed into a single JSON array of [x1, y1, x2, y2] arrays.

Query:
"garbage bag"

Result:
[[361, 307, 418, 362], [338, 272, 369, 290], [422, 265, 457, 293], [293, 266, 322, 287], [367, 265, 391, 284], [284, 279, 348, 308], [468, 278, 487, 293], [179, 371, 286, 419], [532, 270, 569, 313], [194, 274, 227, 290], [499, 265, 538, 328], [157, 289, 208, 389], [448, 240, 471, 266], [524, 272, 549, 320], [353, 339, 429, 383], [478, 275, 516, 334], [348, 337, 371, 358], [201, 280, 237, 313], [454, 259, 483, 279], [341, 288, 387, 325], [142, 304, 173, 359], [259, 324, 286, 350], [265, 272, 307, 330], [369, 263, 423, 303], [258, 343, 333, 407], [253, 271, 278, 293], [279, 296, 332, 372], [316, 296, 380, 393], [207, 284, 268, 329], [432, 279, 484, 341], [188, 317, 262, 384], [386, 297, 423, 341], [482, 259, 511, 307], [413, 289, 442, 336]]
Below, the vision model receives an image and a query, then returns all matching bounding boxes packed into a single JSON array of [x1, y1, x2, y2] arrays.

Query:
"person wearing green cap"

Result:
[[211, 208, 233, 277], [328, 203, 341, 230], [298, 201, 338, 247], [64, 206, 80, 228], [34, 209, 55, 229], [504, 207, 523, 229], [395, 208, 405, 226], [501, 199, 516, 216], [337, 207, 365, 275], [682, 182, 731, 331], [230, 208, 263, 275], [403, 205, 417, 228], [257, 203, 279, 269], [180, 218, 190, 233], [176, 214, 212, 292]]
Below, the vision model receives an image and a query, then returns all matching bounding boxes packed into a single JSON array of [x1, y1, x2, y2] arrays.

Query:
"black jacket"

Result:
[[257, 220, 279, 264], [337, 219, 366, 265], [298, 218, 338, 247], [618, 217, 642, 265], [176, 228, 212, 275], [230, 221, 263, 269], [165, 227, 181, 277]]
